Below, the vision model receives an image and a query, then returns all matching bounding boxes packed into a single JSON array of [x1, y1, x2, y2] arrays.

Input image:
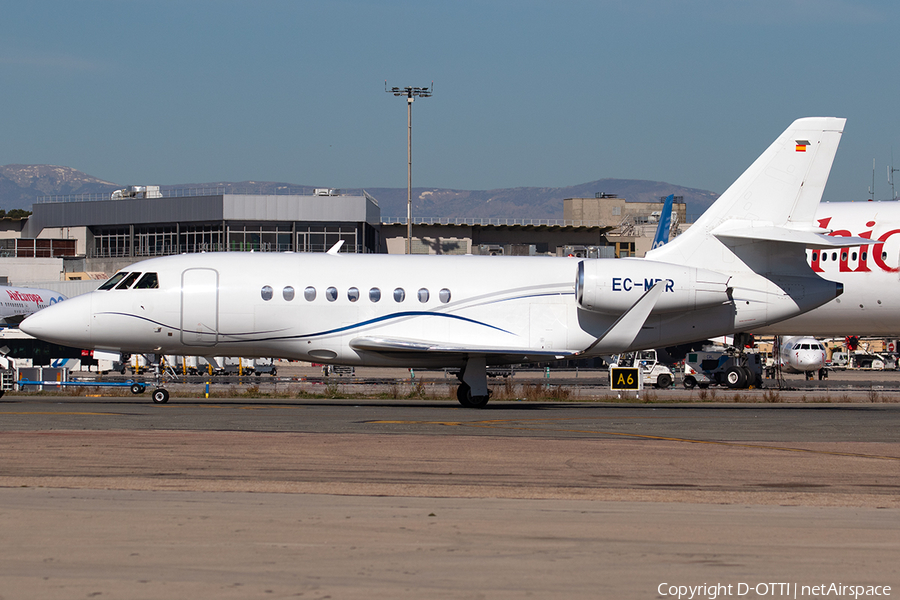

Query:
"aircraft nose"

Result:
[[20, 293, 92, 347]]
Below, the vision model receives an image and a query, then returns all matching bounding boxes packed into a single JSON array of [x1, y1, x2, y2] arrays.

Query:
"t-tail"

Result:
[[578, 117, 866, 355], [648, 117, 854, 272]]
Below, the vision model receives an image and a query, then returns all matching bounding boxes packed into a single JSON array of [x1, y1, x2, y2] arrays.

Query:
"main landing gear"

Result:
[[455, 355, 492, 408]]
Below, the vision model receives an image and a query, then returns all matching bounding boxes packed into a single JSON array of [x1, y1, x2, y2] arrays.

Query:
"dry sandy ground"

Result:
[[0, 428, 898, 598]]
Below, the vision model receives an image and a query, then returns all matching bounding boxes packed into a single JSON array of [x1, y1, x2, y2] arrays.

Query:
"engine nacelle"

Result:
[[576, 259, 732, 315]]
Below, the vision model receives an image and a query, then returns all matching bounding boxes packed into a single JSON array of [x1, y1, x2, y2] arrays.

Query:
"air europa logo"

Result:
[[7, 290, 43, 303], [812, 217, 900, 274]]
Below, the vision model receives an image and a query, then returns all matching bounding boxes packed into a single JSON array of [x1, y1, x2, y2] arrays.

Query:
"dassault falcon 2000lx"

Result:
[[22, 117, 862, 406]]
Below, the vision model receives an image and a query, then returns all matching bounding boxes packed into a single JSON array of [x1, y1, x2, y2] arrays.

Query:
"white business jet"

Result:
[[0, 285, 66, 325], [22, 117, 859, 406]]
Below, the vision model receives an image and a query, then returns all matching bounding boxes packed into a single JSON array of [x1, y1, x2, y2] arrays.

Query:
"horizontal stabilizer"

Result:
[[712, 225, 871, 249]]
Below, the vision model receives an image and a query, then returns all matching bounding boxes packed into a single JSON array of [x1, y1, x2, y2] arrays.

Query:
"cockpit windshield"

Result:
[[99, 272, 129, 290], [134, 272, 159, 289], [98, 271, 160, 291], [116, 272, 142, 289]]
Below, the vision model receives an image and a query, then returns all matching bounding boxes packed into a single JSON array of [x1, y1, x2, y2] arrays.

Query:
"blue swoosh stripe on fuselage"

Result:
[[97, 309, 516, 343]]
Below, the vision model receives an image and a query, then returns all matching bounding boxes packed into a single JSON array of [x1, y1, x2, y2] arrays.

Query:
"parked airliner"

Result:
[[0, 285, 66, 325], [753, 201, 900, 336], [22, 117, 859, 405], [776, 336, 827, 379]]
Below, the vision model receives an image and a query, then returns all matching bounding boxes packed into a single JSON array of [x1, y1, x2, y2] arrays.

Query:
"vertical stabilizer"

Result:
[[647, 117, 846, 270], [650, 194, 674, 250]]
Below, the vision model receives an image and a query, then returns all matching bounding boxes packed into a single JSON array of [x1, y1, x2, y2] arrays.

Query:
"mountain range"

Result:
[[1, 164, 720, 221]]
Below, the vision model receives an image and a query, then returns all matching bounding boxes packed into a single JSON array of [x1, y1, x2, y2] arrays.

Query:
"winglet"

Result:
[[326, 240, 345, 255]]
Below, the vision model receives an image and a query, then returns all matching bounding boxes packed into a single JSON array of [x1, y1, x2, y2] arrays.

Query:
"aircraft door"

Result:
[[181, 268, 219, 346]]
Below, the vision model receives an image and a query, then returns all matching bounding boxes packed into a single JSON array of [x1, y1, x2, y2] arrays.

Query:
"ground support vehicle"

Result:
[[683, 349, 763, 389], [610, 350, 674, 389]]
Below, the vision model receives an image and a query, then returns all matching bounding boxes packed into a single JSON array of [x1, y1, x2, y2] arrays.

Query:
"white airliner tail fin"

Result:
[[647, 117, 847, 271]]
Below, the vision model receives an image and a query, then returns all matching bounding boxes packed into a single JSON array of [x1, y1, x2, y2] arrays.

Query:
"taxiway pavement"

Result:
[[1, 396, 898, 598]]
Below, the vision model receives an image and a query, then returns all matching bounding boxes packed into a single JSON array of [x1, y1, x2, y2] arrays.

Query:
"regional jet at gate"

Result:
[[775, 336, 828, 378], [22, 117, 860, 406]]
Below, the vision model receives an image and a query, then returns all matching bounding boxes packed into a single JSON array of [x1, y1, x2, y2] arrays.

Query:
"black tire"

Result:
[[467, 395, 490, 408], [725, 366, 747, 389], [683, 376, 696, 389], [456, 383, 490, 408], [130, 383, 145, 394], [271, 368, 277, 376], [698, 383, 710, 389], [456, 383, 470, 406], [151, 388, 170, 404], [656, 373, 673, 389]]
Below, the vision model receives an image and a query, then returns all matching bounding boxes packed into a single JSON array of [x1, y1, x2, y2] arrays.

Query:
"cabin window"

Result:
[[304, 286, 317, 301], [811, 252, 818, 261], [348, 287, 359, 302], [261, 285, 273, 301], [883, 251, 888, 261], [369, 287, 381, 302], [851, 252, 857, 261], [116, 272, 142, 290], [831, 252, 837, 261], [418, 288, 429, 303], [99, 272, 129, 290], [283, 286, 295, 301], [862, 252, 867, 260], [326, 287, 338, 302], [393, 288, 405, 302], [439, 288, 451, 303], [134, 272, 159, 289], [841, 252, 847, 261]]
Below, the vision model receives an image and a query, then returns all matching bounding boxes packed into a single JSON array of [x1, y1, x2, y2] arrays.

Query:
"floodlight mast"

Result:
[[385, 82, 433, 254]]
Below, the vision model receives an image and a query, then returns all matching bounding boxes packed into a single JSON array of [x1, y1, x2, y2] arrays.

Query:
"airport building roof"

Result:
[[25, 188, 381, 236]]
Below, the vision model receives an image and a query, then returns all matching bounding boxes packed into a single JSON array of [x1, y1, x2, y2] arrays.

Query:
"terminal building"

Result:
[[2, 187, 687, 288]]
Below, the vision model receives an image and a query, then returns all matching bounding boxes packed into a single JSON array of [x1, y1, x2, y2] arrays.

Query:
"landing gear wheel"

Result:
[[725, 366, 747, 389], [456, 383, 490, 408], [151, 388, 170, 404], [130, 383, 145, 395]]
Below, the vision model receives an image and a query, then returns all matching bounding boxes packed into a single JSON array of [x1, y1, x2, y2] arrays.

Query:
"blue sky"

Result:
[[2, 0, 899, 203]]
